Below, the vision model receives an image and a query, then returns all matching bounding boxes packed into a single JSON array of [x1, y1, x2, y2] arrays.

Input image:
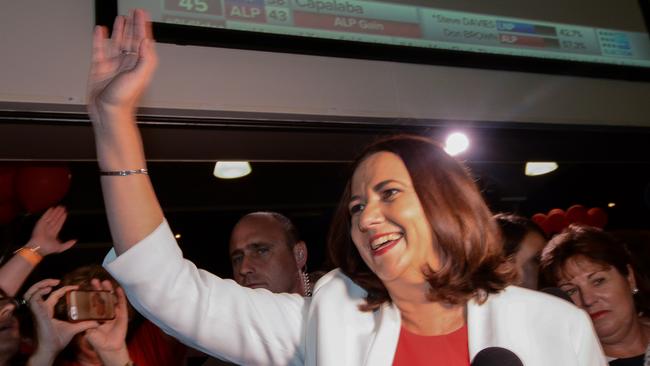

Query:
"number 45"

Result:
[[179, 0, 209, 12]]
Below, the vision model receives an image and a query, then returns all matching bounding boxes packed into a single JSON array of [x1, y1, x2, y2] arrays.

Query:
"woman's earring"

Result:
[[632, 287, 639, 295]]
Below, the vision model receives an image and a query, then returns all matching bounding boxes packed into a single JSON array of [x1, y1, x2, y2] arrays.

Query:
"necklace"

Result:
[[302, 271, 312, 297]]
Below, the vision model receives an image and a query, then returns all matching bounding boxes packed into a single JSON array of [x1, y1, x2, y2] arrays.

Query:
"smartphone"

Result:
[[66, 290, 116, 321]]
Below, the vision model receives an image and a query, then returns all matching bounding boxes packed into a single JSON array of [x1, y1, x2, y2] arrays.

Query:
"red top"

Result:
[[126, 319, 187, 366], [392, 324, 470, 366]]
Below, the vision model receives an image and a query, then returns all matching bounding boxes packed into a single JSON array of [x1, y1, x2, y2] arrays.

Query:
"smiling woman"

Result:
[[330, 136, 514, 311]]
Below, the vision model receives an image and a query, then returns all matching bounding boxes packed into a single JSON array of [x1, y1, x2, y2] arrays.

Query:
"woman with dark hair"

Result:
[[494, 213, 548, 289], [88, 9, 605, 365], [541, 225, 650, 365]]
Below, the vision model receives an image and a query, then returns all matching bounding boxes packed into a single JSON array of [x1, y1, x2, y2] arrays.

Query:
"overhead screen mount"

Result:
[[96, 0, 650, 81]]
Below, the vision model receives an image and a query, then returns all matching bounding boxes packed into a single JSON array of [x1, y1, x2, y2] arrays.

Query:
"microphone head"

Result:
[[471, 347, 523, 366], [540, 287, 573, 303]]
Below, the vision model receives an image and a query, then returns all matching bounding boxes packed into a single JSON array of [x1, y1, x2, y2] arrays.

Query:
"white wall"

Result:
[[1, 0, 650, 127]]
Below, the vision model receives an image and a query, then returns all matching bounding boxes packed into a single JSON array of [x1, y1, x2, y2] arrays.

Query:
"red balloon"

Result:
[[0, 202, 18, 225], [586, 207, 608, 228], [538, 219, 553, 236], [566, 204, 588, 224], [0, 167, 17, 204], [546, 209, 567, 234], [15, 166, 71, 214], [531, 213, 547, 226]]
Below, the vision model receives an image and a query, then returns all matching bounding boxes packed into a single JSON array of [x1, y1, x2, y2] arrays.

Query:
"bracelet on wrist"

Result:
[[99, 168, 148, 176], [13, 245, 43, 266]]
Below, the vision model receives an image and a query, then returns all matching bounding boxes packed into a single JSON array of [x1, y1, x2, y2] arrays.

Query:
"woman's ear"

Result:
[[626, 264, 637, 291], [293, 241, 308, 269]]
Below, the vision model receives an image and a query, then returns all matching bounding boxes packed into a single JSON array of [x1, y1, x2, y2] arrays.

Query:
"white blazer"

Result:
[[105, 220, 606, 366]]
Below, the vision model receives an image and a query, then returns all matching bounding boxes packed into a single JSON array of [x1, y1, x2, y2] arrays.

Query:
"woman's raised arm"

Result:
[[88, 9, 161, 255]]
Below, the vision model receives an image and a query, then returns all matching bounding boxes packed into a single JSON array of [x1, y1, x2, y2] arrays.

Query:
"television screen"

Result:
[[97, 0, 650, 80]]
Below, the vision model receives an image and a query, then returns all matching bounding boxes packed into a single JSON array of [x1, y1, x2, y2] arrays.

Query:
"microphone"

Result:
[[540, 287, 573, 303], [471, 347, 523, 366]]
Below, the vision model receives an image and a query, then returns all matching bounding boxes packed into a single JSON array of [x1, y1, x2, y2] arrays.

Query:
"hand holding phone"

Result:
[[23, 279, 100, 361], [66, 290, 116, 321], [84, 280, 132, 366]]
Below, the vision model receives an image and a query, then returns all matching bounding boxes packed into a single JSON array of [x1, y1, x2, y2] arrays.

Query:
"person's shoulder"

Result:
[[468, 286, 595, 345], [312, 268, 351, 291], [312, 269, 367, 299], [485, 285, 585, 319], [492, 285, 570, 304]]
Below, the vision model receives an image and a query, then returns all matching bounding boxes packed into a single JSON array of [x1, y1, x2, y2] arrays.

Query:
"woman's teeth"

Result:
[[371, 233, 403, 250]]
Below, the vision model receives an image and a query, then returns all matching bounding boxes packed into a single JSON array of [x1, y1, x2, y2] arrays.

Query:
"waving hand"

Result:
[[29, 206, 77, 256], [88, 9, 158, 123]]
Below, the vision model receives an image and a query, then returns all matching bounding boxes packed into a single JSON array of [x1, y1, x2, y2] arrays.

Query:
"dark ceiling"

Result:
[[1, 110, 649, 282]]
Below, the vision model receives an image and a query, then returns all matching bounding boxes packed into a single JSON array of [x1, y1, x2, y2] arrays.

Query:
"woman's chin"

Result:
[[374, 269, 401, 283], [371, 258, 413, 284]]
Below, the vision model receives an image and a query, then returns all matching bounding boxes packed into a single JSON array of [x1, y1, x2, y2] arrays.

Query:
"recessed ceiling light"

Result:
[[444, 132, 470, 156], [607, 202, 616, 208], [213, 161, 252, 179], [174, 233, 182, 239], [525, 162, 558, 176]]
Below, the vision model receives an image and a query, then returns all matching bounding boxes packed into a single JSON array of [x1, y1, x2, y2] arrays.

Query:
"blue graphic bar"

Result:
[[497, 21, 557, 37]]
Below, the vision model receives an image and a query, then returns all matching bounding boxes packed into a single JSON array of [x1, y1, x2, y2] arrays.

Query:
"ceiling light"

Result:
[[174, 233, 182, 239], [525, 162, 558, 176], [607, 202, 616, 208], [213, 161, 252, 179], [444, 132, 470, 156]]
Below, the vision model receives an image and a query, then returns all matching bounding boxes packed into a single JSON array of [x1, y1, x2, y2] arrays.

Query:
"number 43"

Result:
[[179, 0, 209, 12]]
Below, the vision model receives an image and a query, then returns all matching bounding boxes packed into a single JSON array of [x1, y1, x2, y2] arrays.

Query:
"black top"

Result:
[[609, 354, 644, 366]]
